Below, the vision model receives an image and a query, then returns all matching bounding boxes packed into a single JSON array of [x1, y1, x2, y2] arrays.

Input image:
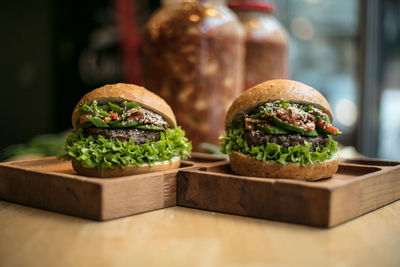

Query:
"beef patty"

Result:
[[245, 130, 328, 151], [84, 128, 161, 145]]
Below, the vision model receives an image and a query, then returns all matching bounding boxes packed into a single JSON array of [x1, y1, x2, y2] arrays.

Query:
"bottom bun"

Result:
[[229, 152, 338, 181], [72, 156, 181, 178]]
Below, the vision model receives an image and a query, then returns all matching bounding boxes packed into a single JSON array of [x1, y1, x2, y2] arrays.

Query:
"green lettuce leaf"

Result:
[[58, 127, 192, 171], [220, 126, 337, 166]]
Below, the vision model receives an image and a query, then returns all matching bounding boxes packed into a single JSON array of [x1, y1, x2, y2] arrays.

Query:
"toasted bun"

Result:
[[72, 156, 181, 178], [71, 83, 177, 127], [229, 152, 338, 181], [226, 79, 333, 128]]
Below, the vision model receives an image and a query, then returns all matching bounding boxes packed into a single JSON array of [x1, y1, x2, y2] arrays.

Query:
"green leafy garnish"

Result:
[[279, 99, 290, 109], [316, 112, 322, 122], [323, 114, 331, 124], [303, 105, 314, 112], [108, 120, 138, 128], [100, 104, 110, 111], [220, 126, 337, 166], [58, 127, 192, 171], [108, 102, 123, 114], [255, 124, 289, 134], [134, 124, 165, 131], [251, 105, 272, 119], [78, 104, 90, 114], [76, 101, 168, 130], [123, 101, 140, 109], [250, 112, 263, 119], [99, 110, 111, 118], [273, 117, 318, 137], [87, 117, 109, 128]]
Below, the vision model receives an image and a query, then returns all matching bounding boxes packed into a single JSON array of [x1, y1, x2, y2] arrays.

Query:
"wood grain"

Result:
[[0, 154, 228, 221], [1, 202, 400, 267], [177, 159, 400, 227], [2, 153, 397, 227], [0, 161, 102, 219]]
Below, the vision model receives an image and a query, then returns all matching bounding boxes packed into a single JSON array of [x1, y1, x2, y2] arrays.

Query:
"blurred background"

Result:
[[1, 0, 399, 161]]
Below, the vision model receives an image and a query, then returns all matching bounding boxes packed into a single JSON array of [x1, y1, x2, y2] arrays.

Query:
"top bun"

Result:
[[225, 79, 333, 128], [71, 83, 177, 127]]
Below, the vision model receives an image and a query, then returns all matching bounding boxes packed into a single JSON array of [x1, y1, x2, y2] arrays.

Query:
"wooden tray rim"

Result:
[[0, 157, 202, 184], [179, 159, 400, 191]]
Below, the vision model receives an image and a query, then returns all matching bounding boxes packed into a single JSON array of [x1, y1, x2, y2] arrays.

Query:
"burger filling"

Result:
[[74, 100, 168, 129], [83, 128, 161, 145], [245, 131, 329, 151], [220, 99, 341, 166], [58, 100, 192, 174]]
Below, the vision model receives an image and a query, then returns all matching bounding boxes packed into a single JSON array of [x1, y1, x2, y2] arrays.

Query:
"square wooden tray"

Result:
[[0, 153, 227, 220], [177, 158, 400, 227], [1, 153, 399, 227]]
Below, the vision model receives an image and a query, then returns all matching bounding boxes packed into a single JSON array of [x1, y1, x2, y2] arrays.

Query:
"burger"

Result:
[[220, 79, 341, 181], [58, 83, 192, 177]]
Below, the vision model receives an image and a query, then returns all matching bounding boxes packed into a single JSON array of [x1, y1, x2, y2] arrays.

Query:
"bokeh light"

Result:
[[290, 17, 315, 40], [335, 98, 358, 127]]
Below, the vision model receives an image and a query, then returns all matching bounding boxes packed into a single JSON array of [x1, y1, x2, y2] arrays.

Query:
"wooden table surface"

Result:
[[0, 200, 399, 267]]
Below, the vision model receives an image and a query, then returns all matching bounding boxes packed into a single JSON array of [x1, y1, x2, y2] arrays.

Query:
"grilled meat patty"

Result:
[[84, 128, 161, 145], [245, 130, 329, 151]]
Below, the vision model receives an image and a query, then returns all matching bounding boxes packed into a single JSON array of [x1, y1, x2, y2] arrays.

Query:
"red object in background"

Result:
[[228, 1, 275, 13], [114, 0, 143, 85], [143, 0, 244, 150], [228, 0, 288, 90]]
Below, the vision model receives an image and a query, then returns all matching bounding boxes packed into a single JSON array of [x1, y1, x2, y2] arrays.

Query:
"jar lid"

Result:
[[228, 1, 275, 13]]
